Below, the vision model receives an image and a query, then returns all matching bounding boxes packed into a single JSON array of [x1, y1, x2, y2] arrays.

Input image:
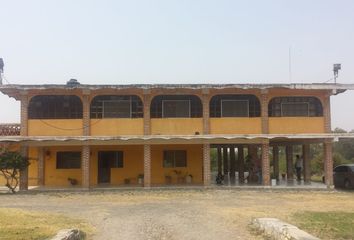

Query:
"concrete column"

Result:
[[203, 144, 211, 186], [143, 144, 151, 188], [19, 146, 29, 191], [273, 146, 279, 181], [286, 145, 294, 181], [202, 90, 210, 134], [260, 90, 269, 134], [19, 92, 29, 191], [303, 144, 311, 184], [143, 91, 151, 135], [217, 147, 222, 175], [323, 140, 334, 188], [229, 147, 236, 183], [222, 147, 229, 175], [20, 92, 28, 137], [82, 91, 91, 136], [323, 94, 331, 133], [261, 141, 270, 186], [81, 145, 90, 189], [238, 146, 245, 184], [37, 147, 45, 186]]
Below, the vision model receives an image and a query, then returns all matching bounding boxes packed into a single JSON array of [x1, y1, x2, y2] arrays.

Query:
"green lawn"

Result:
[[0, 208, 93, 240], [292, 211, 354, 239]]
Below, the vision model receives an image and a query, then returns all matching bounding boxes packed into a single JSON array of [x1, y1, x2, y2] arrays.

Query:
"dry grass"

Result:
[[292, 211, 354, 239], [0, 189, 353, 239], [0, 208, 93, 240]]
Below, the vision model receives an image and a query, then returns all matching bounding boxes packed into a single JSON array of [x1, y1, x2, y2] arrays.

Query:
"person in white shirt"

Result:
[[295, 154, 303, 181]]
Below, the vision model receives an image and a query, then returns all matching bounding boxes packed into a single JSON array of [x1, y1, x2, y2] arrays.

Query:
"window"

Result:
[[221, 100, 249, 117], [28, 95, 83, 119], [151, 95, 202, 118], [281, 102, 309, 117], [268, 97, 323, 117], [334, 166, 348, 173], [103, 100, 131, 118], [210, 95, 260, 117], [56, 152, 81, 169], [98, 151, 123, 168], [163, 150, 187, 168], [90, 95, 143, 118], [162, 100, 190, 118]]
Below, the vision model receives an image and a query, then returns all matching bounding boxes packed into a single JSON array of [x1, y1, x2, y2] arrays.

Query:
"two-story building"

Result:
[[0, 81, 352, 190]]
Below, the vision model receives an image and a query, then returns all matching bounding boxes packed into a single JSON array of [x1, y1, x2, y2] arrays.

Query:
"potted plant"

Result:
[[165, 175, 172, 184], [185, 174, 193, 184], [137, 174, 144, 185]]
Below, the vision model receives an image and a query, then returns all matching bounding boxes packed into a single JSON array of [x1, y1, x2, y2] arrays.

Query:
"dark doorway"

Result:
[[98, 151, 123, 184]]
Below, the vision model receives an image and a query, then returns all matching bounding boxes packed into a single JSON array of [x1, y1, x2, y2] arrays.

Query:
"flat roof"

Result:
[[1, 83, 354, 99]]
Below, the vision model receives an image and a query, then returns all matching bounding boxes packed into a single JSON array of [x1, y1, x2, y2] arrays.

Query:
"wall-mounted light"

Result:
[[45, 150, 51, 157]]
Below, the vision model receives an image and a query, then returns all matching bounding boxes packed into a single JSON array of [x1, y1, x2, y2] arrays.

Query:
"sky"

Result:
[[0, 0, 354, 130]]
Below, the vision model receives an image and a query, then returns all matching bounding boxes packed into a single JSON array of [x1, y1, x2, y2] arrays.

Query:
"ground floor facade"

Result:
[[11, 137, 334, 190]]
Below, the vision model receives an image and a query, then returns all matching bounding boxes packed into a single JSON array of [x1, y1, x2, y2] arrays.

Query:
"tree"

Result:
[[332, 127, 347, 133], [0, 149, 30, 193]]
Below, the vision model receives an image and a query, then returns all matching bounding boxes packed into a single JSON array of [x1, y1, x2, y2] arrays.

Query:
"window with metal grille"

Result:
[[268, 97, 323, 117], [221, 100, 249, 117], [210, 95, 260, 117], [151, 95, 202, 118], [163, 150, 187, 168], [28, 95, 83, 119], [162, 100, 190, 117], [90, 95, 143, 118], [56, 152, 81, 169]]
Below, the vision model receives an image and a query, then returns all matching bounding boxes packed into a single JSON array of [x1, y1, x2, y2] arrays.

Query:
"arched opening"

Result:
[[268, 96, 323, 117], [28, 95, 83, 119], [150, 95, 202, 118], [90, 95, 143, 118], [209, 94, 261, 117]]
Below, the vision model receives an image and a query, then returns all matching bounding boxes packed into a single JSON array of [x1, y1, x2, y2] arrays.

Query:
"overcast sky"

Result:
[[1, 0, 354, 130]]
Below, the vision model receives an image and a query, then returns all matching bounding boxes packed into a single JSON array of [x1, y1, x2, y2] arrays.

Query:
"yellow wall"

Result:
[[44, 146, 82, 187], [151, 144, 203, 185], [28, 119, 83, 136], [90, 119, 144, 136], [40, 144, 202, 187], [89, 145, 143, 186], [210, 118, 262, 134], [151, 118, 203, 135], [269, 117, 325, 134]]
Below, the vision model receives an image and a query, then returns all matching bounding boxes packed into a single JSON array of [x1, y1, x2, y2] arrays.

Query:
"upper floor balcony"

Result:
[[25, 92, 326, 136]]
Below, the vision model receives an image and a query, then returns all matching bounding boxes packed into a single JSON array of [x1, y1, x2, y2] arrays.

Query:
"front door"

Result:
[[98, 152, 112, 183]]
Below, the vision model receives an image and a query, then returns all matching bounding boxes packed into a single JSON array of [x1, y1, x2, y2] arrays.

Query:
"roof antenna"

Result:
[[0, 58, 4, 85], [333, 64, 341, 84]]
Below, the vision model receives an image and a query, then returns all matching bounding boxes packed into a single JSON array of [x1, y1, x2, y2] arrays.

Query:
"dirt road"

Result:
[[0, 189, 353, 239]]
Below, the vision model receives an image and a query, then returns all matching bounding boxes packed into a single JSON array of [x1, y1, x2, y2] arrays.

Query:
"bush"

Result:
[[0, 149, 30, 193]]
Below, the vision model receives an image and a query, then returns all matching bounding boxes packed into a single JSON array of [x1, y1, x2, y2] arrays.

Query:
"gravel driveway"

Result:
[[0, 189, 353, 240]]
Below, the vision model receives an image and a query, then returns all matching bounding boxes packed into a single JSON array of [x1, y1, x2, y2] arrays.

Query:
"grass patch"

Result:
[[292, 211, 354, 239], [0, 208, 93, 240]]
